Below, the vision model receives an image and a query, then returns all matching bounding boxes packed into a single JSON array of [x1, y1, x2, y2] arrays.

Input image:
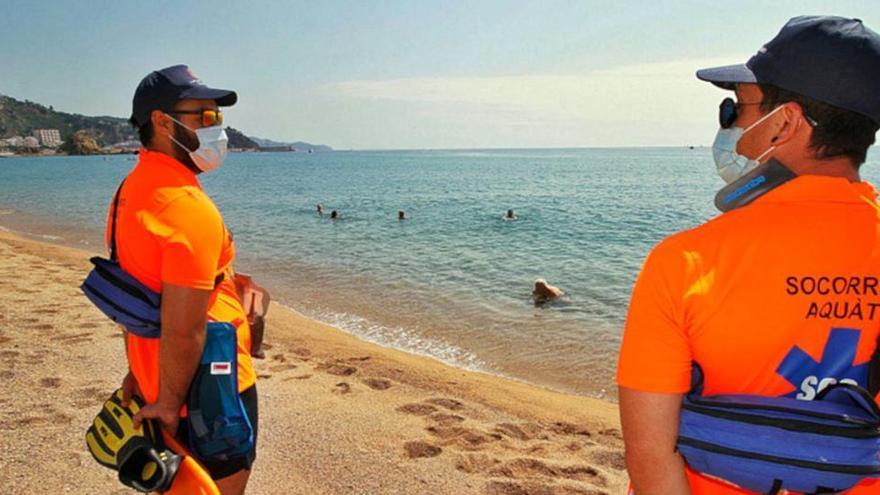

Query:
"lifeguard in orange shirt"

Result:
[[112, 65, 257, 494], [617, 16, 880, 494]]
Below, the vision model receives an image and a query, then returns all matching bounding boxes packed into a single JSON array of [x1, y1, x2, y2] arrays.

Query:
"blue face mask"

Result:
[[712, 105, 783, 184]]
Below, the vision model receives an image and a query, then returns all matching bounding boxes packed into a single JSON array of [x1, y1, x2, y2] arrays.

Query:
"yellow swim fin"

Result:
[[86, 388, 220, 494]]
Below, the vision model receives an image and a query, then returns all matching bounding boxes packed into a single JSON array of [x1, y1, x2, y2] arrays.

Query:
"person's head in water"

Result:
[[317, 204, 324, 215], [533, 278, 564, 302], [130, 65, 237, 174], [506, 209, 517, 220], [330, 210, 339, 219], [398, 210, 406, 220]]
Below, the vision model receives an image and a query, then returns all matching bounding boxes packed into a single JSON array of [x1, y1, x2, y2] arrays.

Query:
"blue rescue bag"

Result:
[[186, 322, 254, 461], [80, 180, 162, 338], [677, 366, 880, 494]]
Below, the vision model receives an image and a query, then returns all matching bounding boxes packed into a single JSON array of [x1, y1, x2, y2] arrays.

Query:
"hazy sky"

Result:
[[2, 1, 878, 149]]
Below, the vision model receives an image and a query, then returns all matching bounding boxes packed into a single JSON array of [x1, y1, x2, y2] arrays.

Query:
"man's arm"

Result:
[[133, 283, 212, 433], [619, 386, 691, 495]]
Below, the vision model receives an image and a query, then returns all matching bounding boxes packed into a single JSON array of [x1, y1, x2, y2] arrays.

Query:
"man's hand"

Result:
[[119, 371, 140, 408], [120, 371, 179, 434], [132, 400, 181, 434]]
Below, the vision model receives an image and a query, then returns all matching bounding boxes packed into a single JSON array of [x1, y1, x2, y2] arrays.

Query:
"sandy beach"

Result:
[[0, 228, 627, 494]]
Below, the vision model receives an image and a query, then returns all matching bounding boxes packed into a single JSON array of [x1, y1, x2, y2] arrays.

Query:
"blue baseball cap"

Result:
[[131, 65, 237, 127], [697, 16, 880, 124]]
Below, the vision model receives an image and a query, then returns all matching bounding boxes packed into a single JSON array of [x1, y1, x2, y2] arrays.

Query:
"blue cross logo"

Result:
[[776, 327, 868, 399]]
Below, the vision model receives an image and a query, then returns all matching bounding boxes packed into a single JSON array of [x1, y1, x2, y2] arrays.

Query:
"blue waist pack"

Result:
[[80, 180, 162, 338], [187, 322, 254, 461], [677, 365, 880, 494]]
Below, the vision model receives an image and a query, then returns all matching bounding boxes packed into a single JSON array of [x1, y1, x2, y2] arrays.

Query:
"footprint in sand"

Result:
[[19, 416, 51, 426], [39, 377, 61, 388], [397, 403, 438, 416], [488, 458, 607, 485], [54, 332, 95, 343], [34, 308, 59, 315], [0, 371, 14, 380], [77, 322, 100, 329], [492, 423, 546, 442], [430, 413, 466, 426], [484, 480, 608, 495], [404, 441, 442, 459], [549, 422, 592, 437], [30, 323, 54, 331], [425, 398, 465, 411], [257, 373, 272, 379], [455, 453, 501, 474], [333, 382, 351, 394], [361, 378, 392, 390], [426, 425, 503, 451], [76, 389, 110, 408], [564, 442, 583, 453], [281, 374, 312, 382], [316, 362, 358, 377], [588, 450, 626, 471], [291, 347, 311, 358], [0, 336, 10, 345], [269, 363, 298, 373], [598, 428, 622, 440]]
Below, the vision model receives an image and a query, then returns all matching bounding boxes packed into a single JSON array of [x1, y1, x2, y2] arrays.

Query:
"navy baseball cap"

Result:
[[130, 65, 237, 126], [697, 16, 880, 124]]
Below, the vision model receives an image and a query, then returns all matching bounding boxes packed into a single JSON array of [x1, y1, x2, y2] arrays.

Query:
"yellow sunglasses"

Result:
[[169, 109, 223, 127]]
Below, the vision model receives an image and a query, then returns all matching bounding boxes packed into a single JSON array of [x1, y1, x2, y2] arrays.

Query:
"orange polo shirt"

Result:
[[617, 175, 880, 494], [107, 148, 256, 406]]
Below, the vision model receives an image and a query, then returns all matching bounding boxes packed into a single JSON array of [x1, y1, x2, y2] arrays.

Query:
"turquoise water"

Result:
[[4, 149, 877, 396]]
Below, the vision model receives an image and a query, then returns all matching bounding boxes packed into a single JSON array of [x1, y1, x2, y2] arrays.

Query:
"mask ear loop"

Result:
[[742, 103, 785, 134], [743, 104, 787, 165], [164, 114, 197, 153]]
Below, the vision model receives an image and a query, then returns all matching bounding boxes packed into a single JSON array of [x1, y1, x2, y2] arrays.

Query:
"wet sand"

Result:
[[0, 228, 627, 494]]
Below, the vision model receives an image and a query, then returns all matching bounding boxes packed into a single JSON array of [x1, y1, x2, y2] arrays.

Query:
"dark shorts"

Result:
[[176, 385, 259, 480]]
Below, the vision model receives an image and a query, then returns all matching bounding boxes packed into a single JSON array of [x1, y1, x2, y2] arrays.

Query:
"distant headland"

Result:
[[0, 94, 332, 156]]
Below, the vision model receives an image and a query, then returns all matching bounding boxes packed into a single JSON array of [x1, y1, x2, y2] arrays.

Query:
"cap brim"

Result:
[[179, 86, 238, 106], [696, 64, 756, 90]]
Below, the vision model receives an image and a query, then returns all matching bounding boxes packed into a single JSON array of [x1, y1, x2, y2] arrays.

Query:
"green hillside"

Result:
[[0, 94, 135, 146]]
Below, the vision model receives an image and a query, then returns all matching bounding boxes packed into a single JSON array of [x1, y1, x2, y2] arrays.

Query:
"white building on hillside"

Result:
[[33, 129, 62, 147], [0, 136, 26, 148]]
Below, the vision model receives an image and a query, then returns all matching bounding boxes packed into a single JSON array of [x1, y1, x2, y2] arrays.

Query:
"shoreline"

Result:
[[0, 228, 627, 493], [0, 208, 620, 400]]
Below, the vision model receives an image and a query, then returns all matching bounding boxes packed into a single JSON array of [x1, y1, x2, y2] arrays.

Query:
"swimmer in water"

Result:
[[504, 209, 517, 221], [398, 210, 406, 220], [533, 278, 564, 304], [317, 204, 324, 215], [330, 210, 340, 220]]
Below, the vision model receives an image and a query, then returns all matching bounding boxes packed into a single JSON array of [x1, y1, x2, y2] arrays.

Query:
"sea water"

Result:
[[4, 148, 877, 397]]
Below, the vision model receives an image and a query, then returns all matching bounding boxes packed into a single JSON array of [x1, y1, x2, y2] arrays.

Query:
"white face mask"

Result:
[[712, 105, 783, 184], [166, 115, 228, 172]]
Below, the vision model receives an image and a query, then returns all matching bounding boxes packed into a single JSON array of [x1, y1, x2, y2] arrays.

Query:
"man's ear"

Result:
[[151, 109, 173, 137], [770, 102, 806, 145]]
